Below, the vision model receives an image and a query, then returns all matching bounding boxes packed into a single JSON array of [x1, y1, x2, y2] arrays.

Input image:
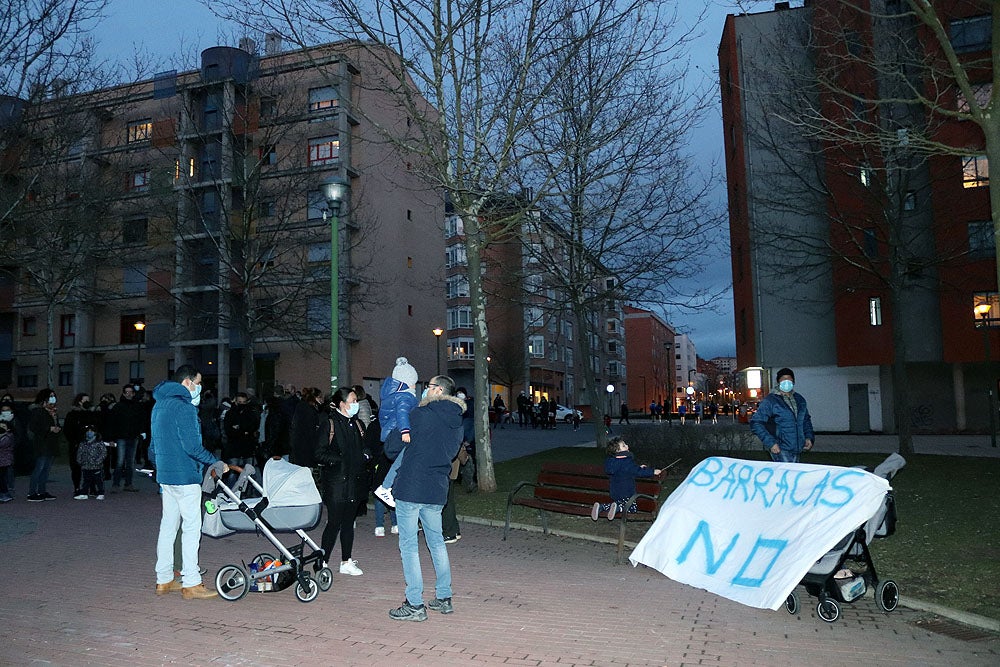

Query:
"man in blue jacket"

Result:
[[151, 365, 226, 599], [750, 367, 814, 463], [388, 375, 466, 621]]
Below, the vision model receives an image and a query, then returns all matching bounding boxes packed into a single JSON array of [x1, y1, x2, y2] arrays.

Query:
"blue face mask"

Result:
[[778, 380, 794, 393], [85, 430, 96, 440], [421, 388, 429, 400], [346, 402, 360, 418]]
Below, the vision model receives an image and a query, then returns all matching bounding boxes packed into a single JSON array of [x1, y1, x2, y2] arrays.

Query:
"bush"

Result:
[[617, 424, 762, 472]]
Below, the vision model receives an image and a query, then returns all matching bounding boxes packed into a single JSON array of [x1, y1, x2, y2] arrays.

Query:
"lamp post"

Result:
[[975, 303, 997, 447], [606, 383, 615, 415], [432, 327, 444, 375], [133, 320, 145, 383], [321, 174, 349, 397]]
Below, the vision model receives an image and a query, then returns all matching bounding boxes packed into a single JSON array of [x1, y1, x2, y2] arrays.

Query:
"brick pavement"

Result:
[[1, 465, 998, 667]]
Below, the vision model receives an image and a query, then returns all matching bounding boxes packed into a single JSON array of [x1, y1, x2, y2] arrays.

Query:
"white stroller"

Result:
[[784, 453, 905, 622], [203, 458, 331, 603]]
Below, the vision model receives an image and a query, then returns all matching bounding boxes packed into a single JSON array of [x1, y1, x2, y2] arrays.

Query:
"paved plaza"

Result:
[[2, 452, 998, 667]]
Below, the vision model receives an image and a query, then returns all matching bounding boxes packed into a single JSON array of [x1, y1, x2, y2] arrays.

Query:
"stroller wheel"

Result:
[[876, 580, 899, 612], [817, 599, 840, 623], [317, 566, 334, 591], [295, 575, 319, 603], [216, 564, 249, 601], [784, 592, 800, 615], [252, 552, 275, 568]]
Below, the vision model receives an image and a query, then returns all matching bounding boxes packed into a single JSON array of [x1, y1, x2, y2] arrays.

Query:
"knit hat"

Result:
[[391, 357, 419, 393], [776, 367, 795, 382]]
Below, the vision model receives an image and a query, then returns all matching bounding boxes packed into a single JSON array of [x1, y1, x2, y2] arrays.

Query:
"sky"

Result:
[[92, 0, 741, 359]]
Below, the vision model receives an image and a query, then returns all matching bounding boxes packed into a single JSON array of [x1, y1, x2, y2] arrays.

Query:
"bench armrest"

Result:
[[506, 480, 537, 506]]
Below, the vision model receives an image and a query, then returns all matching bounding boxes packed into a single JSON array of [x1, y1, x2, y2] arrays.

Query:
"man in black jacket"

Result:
[[109, 386, 145, 492]]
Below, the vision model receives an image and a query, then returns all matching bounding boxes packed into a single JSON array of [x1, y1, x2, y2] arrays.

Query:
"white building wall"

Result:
[[784, 365, 883, 432]]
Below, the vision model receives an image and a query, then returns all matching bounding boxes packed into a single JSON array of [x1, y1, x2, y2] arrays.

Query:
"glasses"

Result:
[[427, 383, 439, 388]]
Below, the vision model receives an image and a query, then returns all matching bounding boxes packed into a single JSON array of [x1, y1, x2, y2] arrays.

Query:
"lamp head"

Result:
[[320, 174, 349, 208]]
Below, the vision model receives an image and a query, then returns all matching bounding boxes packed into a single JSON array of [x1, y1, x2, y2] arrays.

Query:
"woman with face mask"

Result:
[[749, 367, 815, 463], [314, 386, 368, 577]]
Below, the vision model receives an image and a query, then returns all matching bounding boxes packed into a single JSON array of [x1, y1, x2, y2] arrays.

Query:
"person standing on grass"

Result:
[[388, 375, 465, 622]]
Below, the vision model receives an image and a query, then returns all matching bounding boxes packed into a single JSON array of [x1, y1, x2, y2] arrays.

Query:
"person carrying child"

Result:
[[76, 420, 113, 500], [373, 357, 419, 508], [591, 436, 661, 521]]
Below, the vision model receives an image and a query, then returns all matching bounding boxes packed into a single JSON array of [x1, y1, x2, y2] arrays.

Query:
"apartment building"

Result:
[[623, 305, 675, 413], [0, 39, 443, 401]]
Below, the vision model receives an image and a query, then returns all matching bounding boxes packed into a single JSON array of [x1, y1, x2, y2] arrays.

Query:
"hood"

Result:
[[417, 393, 466, 426], [153, 381, 193, 403]]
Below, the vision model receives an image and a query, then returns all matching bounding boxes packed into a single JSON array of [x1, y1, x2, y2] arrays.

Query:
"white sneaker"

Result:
[[390, 525, 399, 535], [374, 526, 385, 537], [74, 494, 88, 500], [374, 485, 396, 508], [96, 495, 105, 501], [340, 559, 363, 576]]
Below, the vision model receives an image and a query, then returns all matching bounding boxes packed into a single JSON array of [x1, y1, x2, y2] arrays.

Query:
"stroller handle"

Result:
[[209, 464, 242, 479]]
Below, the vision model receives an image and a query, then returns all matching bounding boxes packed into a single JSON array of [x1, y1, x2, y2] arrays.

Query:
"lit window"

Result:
[[127, 119, 152, 143], [860, 165, 874, 187], [448, 338, 475, 360], [308, 87, 338, 118], [308, 135, 339, 165], [963, 155, 989, 188], [528, 335, 545, 358], [128, 168, 150, 192], [869, 297, 882, 326]]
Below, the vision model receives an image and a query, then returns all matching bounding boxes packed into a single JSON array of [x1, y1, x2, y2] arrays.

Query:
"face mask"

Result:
[[190, 383, 202, 407], [421, 388, 429, 400], [81, 401, 91, 410], [778, 380, 794, 393], [47, 396, 57, 405], [457, 392, 466, 400], [346, 402, 360, 418], [0, 411, 12, 422], [85, 430, 96, 440]]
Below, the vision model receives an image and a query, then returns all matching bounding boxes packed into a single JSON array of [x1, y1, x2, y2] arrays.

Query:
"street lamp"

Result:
[[432, 327, 444, 375], [975, 303, 997, 447], [606, 383, 615, 415], [133, 320, 145, 384], [321, 174, 349, 397]]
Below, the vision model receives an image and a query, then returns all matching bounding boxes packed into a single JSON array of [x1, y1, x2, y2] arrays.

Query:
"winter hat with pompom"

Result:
[[391, 357, 419, 395]]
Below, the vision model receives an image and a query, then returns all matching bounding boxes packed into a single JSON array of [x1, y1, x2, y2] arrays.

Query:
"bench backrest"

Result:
[[534, 461, 661, 513]]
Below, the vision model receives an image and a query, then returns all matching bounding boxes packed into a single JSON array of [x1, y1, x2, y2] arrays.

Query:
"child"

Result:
[[591, 436, 661, 521], [0, 420, 14, 502], [76, 423, 111, 500], [373, 357, 419, 508]]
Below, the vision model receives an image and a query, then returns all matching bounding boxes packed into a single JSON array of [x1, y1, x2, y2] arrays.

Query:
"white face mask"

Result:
[[189, 383, 202, 407], [457, 392, 466, 400], [47, 396, 57, 405], [0, 411, 12, 422], [346, 402, 360, 418]]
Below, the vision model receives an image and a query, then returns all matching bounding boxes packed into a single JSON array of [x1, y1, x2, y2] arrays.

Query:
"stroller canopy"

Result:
[[262, 458, 322, 507]]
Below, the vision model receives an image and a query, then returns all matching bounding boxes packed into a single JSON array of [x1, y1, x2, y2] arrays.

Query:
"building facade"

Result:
[[623, 305, 675, 413], [0, 39, 444, 401]]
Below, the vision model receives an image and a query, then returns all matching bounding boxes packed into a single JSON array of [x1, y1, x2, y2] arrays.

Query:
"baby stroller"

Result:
[[784, 453, 905, 622], [203, 458, 331, 603]]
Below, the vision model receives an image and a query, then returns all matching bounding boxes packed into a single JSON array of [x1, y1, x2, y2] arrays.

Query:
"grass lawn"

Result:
[[459, 437, 1000, 621]]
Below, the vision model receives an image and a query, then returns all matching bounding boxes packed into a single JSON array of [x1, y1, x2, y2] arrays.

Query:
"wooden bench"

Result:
[[503, 461, 665, 564]]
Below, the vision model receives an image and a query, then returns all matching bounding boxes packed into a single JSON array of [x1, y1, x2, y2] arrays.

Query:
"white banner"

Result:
[[629, 457, 890, 610]]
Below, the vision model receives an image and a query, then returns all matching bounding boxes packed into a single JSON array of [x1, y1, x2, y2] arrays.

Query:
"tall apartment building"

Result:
[[721, 1, 995, 432], [623, 305, 675, 413], [443, 208, 624, 414], [673, 334, 699, 411], [0, 40, 443, 401]]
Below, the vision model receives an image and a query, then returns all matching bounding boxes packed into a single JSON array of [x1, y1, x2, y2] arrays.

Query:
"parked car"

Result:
[[555, 404, 583, 422]]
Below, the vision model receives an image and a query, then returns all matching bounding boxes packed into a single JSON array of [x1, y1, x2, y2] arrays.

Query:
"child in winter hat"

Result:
[[375, 357, 420, 508], [391, 357, 418, 396]]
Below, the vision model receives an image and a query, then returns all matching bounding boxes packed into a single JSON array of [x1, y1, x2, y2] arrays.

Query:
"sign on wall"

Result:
[[629, 457, 890, 610]]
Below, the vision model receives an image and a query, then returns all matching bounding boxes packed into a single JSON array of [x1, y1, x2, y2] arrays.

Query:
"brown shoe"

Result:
[[181, 584, 218, 600], [155, 579, 183, 595]]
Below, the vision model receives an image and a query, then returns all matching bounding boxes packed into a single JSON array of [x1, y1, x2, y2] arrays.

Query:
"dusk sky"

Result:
[[93, 0, 741, 359]]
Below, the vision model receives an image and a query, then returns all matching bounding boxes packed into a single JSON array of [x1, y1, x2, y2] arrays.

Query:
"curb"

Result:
[[462, 514, 1000, 634]]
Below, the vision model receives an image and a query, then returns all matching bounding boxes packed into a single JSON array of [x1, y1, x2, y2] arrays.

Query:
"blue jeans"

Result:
[[770, 449, 800, 463], [155, 483, 203, 587], [396, 500, 451, 606], [374, 498, 397, 528], [29, 455, 53, 494], [113, 437, 137, 487]]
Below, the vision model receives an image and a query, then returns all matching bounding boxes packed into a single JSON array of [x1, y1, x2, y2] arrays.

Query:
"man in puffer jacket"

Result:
[[750, 367, 815, 463], [149, 365, 226, 600]]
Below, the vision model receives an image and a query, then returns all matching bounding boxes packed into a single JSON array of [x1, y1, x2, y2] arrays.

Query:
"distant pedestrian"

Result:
[[678, 403, 687, 425], [619, 401, 630, 425]]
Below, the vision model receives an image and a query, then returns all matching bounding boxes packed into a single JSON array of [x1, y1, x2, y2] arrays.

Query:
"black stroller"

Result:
[[203, 459, 331, 603], [784, 453, 905, 622]]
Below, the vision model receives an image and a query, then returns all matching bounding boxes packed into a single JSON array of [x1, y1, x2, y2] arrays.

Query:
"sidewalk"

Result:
[[1, 463, 997, 666]]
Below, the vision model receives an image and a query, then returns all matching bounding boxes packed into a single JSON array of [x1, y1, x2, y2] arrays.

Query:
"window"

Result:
[[448, 306, 472, 329], [958, 83, 992, 113], [308, 135, 339, 165], [17, 365, 38, 388], [448, 338, 475, 360], [562, 320, 573, 341], [607, 320, 618, 333], [308, 86, 338, 119], [307, 296, 331, 333], [445, 244, 467, 268], [528, 335, 545, 358], [127, 119, 153, 143], [608, 341, 618, 354], [258, 199, 276, 218], [968, 221, 994, 257], [446, 275, 469, 298], [951, 15, 992, 53], [859, 164, 874, 187], [128, 168, 150, 192], [525, 307, 543, 328], [260, 96, 278, 120], [563, 346, 574, 365], [60, 314, 76, 348], [963, 155, 989, 188], [123, 217, 148, 245], [609, 361, 622, 377], [123, 266, 146, 295], [605, 277, 616, 290], [308, 243, 331, 263], [104, 362, 119, 385], [903, 190, 916, 211], [869, 297, 882, 326], [58, 364, 73, 386], [260, 144, 277, 165], [307, 190, 326, 220], [444, 216, 464, 238], [21, 316, 36, 336], [863, 228, 879, 258]]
